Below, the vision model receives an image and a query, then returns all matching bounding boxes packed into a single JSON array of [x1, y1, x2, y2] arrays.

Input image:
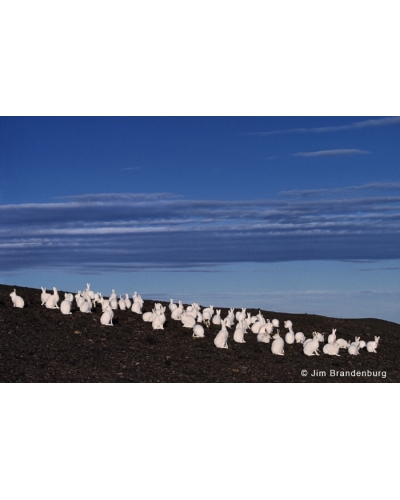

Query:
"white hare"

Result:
[[323, 341, 340, 356], [41, 287, 51, 305], [327, 328, 337, 344], [233, 320, 246, 343], [45, 287, 59, 309], [100, 306, 114, 326], [118, 296, 126, 310], [257, 331, 271, 343], [142, 309, 156, 322], [284, 321, 295, 344], [10, 289, 24, 308], [131, 301, 143, 314], [152, 310, 166, 330], [214, 319, 229, 349], [295, 332, 305, 343], [212, 309, 222, 325], [181, 312, 196, 328], [366, 336, 380, 353], [336, 338, 350, 348], [303, 332, 320, 356], [171, 304, 183, 320], [271, 331, 284, 355], [60, 294, 72, 315], [124, 294, 132, 309], [192, 324, 205, 338], [79, 300, 92, 313], [348, 337, 361, 355]]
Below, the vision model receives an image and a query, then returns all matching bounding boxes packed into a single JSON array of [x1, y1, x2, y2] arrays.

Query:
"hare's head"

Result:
[[375, 336, 380, 343], [284, 320, 292, 329]]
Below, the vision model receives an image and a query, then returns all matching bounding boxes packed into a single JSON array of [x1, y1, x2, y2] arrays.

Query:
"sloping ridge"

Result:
[[1, 284, 399, 382]]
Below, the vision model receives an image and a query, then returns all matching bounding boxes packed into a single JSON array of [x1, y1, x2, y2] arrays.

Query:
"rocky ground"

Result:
[[1, 284, 398, 383]]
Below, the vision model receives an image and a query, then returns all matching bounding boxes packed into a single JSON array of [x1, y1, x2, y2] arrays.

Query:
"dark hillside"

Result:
[[1, 284, 398, 382]]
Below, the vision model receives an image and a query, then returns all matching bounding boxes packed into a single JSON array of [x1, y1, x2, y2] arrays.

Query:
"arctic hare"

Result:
[[336, 338, 350, 348], [193, 324, 205, 338], [327, 329, 337, 344], [303, 332, 320, 356], [233, 320, 246, 343], [45, 287, 59, 309], [214, 319, 229, 349], [100, 306, 114, 326], [60, 296, 72, 315], [212, 309, 222, 325], [366, 336, 380, 353], [41, 287, 51, 305], [323, 341, 340, 356], [10, 290, 24, 308], [271, 331, 284, 355]]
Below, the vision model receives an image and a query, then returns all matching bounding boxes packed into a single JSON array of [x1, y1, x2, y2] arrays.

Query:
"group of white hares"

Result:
[[10, 285, 380, 356]]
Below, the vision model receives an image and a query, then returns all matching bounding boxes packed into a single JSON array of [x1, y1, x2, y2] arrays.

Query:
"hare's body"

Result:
[[180, 312, 195, 328], [295, 332, 305, 343], [60, 299, 72, 315], [348, 344, 360, 355], [41, 287, 51, 305], [236, 308, 246, 323], [193, 324, 205, 338], [251, 321, 263, 334], [118, 296, 126, 310], [233, 321, 246, 343], [336, 338, 350, 348], [285, 329, 295, 344], [131, 301, 142, 314], [152, 311, 165, 330], [169, 299, 177, 312], [257, 331, 271, 343], [124, 294, 132, 309], [224, 308, 235, 329], [171, 305, 183, 320], [10, 290, 24, 308], [271, 332, 284, 355], [303, 332, 320, 356], [214, 320, 229, 349], [366, 336, 380, 353], [212, 310, 222, 325], [327, 329, 337, 344], [45, 287, 59, 309], [323, 342, 340, 356], [79, 300, 92, 313], [100, 307, 114, 326], [142, 310, 155, 322]]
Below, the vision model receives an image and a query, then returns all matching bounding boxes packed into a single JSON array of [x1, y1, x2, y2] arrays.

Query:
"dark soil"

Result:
[[1, 284, 399, 382]]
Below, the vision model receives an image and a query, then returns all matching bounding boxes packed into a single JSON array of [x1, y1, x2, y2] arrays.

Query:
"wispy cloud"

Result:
[[291, 149, 370, 158], [1, 189, 400, 273], [280, 182, 400, 198], [246, 117, 400, 136]]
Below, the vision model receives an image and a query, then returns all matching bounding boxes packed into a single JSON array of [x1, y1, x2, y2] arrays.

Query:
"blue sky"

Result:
[[1, 116, 400, 322]]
